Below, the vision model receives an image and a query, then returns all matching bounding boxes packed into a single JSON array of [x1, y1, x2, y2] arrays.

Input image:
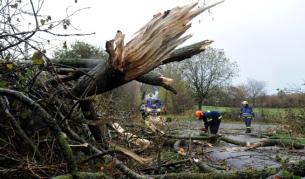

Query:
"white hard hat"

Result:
[[241, 101, 248, 105]]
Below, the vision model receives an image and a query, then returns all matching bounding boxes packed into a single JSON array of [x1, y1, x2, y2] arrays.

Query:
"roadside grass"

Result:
[[163, 106, 287, 123], [269, 132, 305, 145], [162, 105, 305, 135]]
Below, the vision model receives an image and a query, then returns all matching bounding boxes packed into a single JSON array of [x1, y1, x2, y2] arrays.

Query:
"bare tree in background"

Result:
[[0, 0, 93, 61], [245, 78, 266, 106], [182, 47, 238, 109], [218, 85, 248, 107]]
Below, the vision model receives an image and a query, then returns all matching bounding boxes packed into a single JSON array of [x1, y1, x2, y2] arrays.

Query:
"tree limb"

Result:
[[52, 40, 213, 69], [136, 72, 177, 94], [0, 97, 41, 160], [140, 159, 191, 172], [220, 136, 247, 146], [108, 141, 152, 164], [79, 150, 117, 164], [52, 172, 111, 179], [0, 88, 77, 172], [246, 139, 304, 150], [79, 99, 104, 143], [219, 136, 305, 149], [64, 120, 148, 179], [162, 40, 213, 65], [164, 134, 220, 141], [51, 39, 214, 96]]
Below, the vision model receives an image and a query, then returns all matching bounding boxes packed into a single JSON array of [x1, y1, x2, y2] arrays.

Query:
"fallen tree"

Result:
[[7, 1, 303, 179], [165, 134, 220, 141], [219, 136, 305, 149], [51, 40, 213, 95], [150, 159, 305, 179], [246, 139, 305, 150], [0, 2, 224, 178], [68, 3, 221, 98]]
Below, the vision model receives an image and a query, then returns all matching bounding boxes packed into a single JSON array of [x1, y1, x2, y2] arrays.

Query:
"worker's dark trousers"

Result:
[[209, 120, 221, 134], [243, 118, 252, 129]]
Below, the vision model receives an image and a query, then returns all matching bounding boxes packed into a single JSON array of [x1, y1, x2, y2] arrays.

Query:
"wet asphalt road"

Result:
[[168, 120, 305, 170]]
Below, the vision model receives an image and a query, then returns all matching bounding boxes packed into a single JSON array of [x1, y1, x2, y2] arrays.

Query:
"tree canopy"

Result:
[[182, 47, 238, 109]]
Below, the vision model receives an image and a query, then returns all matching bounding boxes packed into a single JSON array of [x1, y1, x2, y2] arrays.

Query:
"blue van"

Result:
[[141, 98, 163, 116]]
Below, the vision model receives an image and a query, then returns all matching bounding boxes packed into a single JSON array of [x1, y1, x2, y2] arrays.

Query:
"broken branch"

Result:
[[108, 141, 152, 164], [137, 72, 177, 94], [71, 2, 222, 97], [0, 88, 77, 172], [246, 139, 305, 150]]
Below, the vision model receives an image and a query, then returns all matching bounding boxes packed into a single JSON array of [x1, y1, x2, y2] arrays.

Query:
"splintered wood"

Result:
[[111, 122, 151, 149], [107, 2, 223, 81], [108, 141, 152, 164], [145, 116, 166, 134]]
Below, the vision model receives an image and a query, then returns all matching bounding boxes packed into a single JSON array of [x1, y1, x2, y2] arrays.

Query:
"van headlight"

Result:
[[146, 108, 152, 112], [156, 108, 161, 112]]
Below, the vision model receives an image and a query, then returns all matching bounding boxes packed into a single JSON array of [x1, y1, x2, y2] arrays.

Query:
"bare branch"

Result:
[[0, 88, 77, 172]]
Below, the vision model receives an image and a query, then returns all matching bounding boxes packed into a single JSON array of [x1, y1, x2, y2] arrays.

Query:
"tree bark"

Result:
[[52, 40, 212, 69], [164, 134, 219, 141], [0, 97, 41, 160], [194, 161, 218, 173], [140, 159, 191, 172], [52, 172, 111, 179], [79, 99, 104, 143], [70, 60, 125, 98], [50, 39, 213, 98], [136, 72, 177, 94], [246, 139, 304, 150], [220, 136, 247, 146], [198, 100, 202, 110], [220, 136, 305, 150], [0, 88, 77, 172], [161, 40, 213, 65], [56, 40, 213, 98], [64, 121, 148, 179]]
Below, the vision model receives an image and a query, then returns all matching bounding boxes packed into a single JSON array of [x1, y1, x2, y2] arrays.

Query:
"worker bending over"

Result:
[[195, 110, 222, 134]]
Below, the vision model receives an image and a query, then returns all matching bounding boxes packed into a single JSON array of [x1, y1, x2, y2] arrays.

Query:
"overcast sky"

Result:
[[43, 0, 305, 94]]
